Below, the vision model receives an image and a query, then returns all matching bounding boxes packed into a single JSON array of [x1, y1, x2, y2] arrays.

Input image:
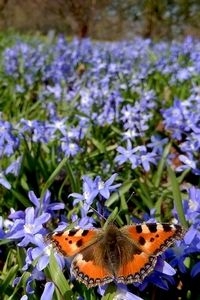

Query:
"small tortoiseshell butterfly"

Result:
[[50, 223, 185, 288]]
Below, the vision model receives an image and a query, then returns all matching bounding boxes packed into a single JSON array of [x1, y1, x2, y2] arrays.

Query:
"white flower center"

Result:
[[44, 244, 52, 256], [83, 191, 90, 201], [188, 199, 198, 211], [24, 224, 34, 234], [98, 180, 104, 190]]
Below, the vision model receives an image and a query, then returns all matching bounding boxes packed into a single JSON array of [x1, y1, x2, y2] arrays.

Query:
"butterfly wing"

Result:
[[71, 244, 114, 288], [50, 227, 114, 287], [123, 223, 185, 255], [116, 223, 185, 283], [50, 228, 102, 256]]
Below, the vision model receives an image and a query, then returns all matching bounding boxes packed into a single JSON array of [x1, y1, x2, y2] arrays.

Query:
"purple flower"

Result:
[[164, 242, 190, 274], [61, 137, 81, 157], [45, 117, 68, 136], [0, 217, 5, 239], [71, 208, 95, 229], [114, 289, 143, 300], [176, 154, 200, 175], [115, 142, 157, 171], [13, 268, 45, 295], [0, 120, 19, 157], [181, 186, 200, 222], [70, 174, 121, 213], [0, 171, 11, 190], [70, 175, 98, 212], [115, 140, 139, 168], [98, 284, 143, 300], [41, 282, 55, 300], [94, 173, 121, 199], [31, 234, 65, 271], [136, 257, 176, 291], [19, 119, 49, 143], [161, 99, 188, 140], [28, 190, 64, 216], [147, 135, 169, 154], [46, 84, 63, 99], [7, 207, 50, 246], [170, 186, 200, 275], [137, 146, 157, 171], [175, 67, 192, 82], [5, 156, 22, 176], [191, 261, 200, 277]]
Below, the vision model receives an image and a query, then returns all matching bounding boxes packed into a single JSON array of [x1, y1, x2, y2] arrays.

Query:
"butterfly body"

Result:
[[50, 223, 185, 288]]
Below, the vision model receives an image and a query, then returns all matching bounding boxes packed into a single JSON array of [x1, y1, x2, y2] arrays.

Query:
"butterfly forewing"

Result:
[[121, 223, 185, 256], [50, 227, 102, 257]]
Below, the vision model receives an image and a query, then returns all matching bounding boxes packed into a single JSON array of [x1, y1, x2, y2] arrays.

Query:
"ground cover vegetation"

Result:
[[0, 33, 200, 299]]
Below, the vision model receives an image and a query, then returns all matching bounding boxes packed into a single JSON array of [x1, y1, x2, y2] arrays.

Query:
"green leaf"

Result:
[[10, 189, 30, 207], [41, 156, 74, 198], [167, 165, 188, 228], [6, 271, 31, 300], [47, 251, 73, 300], [152, 142, 172, 188], [0, 264, 19, 295], [105, 180, 133, 207], [136, 181, 154, 209], [91, 137, 105, 153], [102, 283, 117, 300], [103, 207, 119, 228]]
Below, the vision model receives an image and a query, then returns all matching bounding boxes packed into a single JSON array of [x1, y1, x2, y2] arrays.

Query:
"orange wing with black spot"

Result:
[[116, 223, 185, 283], [50, 228, 101, 256]]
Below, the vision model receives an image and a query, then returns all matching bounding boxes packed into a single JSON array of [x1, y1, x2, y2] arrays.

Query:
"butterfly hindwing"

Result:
[[71, 242, 114, 287]]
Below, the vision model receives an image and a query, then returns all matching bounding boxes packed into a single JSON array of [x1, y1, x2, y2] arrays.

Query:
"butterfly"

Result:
[[49, 223, 185, 288]]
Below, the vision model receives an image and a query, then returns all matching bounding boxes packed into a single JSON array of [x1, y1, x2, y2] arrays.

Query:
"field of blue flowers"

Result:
[[0, 33, 200, 300]]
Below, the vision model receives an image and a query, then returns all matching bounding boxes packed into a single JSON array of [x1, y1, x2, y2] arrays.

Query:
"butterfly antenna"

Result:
[[107, 190, 135, 225], [88, 190, 135, 227], [89, 206, 106, 219]]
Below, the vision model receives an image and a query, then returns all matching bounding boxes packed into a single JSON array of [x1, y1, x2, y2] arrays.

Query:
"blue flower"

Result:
[[61, 137, 81, 156], [136, 258, 176, 291], [31, 234, 65, 271], [183, 186, 200, 221], [135, 146, 157, 172], [13, 268, 45, 295], [0, 217, 5, 239], [7, 207, 50, 246], [41, 282, 55, 300], [115, 140, 139, 168], [191, 261, 200, 277], [0, 120, 19, 157], [70, 175, 98, 212], [0, 171, 11, 190], [176, 154, 200, 175], [114, 288, 143, 300], [28, 190, 65, 216], [5, 156, 22, 176], [94, 173, 121, 199], [45, 117, 68, 136], [70, 174, 121, 213], [71, 208, 95, 229], [147, 135, 169, 155], [116, 142, 157, 171]]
